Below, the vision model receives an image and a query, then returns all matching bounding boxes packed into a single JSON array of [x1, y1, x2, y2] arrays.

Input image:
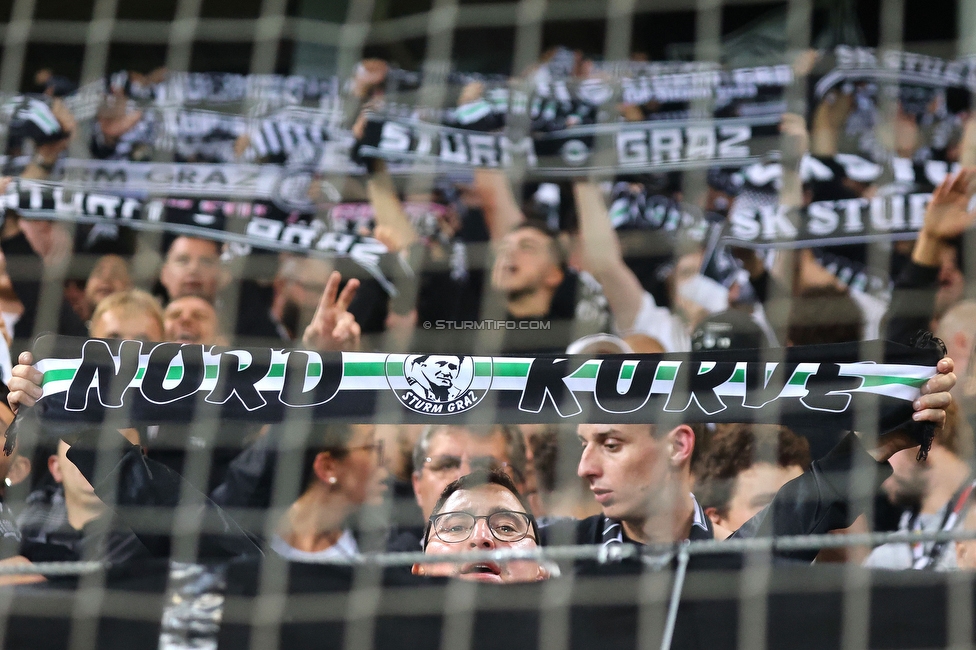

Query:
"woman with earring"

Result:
[[271, 422, 388, 561]]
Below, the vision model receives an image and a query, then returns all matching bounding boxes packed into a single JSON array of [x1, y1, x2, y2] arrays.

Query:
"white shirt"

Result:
[[270, 529, 359, 563], [625, 290, 777, 353], [625, 291, 691, 353], [864, 508, 958, 571]]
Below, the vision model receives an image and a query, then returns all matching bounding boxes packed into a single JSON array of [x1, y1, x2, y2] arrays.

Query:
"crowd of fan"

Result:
[[0, 48, 970, 586]]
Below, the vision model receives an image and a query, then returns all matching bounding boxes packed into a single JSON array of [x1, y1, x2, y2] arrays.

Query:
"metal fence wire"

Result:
[[0, 0, 973, 648]]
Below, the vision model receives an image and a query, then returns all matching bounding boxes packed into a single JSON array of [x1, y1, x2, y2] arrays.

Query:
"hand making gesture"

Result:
[[922, 168, 976, 240], [301, 271, 362, 352], [912, 168, 976, 267]]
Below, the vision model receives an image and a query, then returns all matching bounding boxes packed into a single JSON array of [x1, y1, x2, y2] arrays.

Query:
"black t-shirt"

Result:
[[538, 500, 733, 572], [407, 268, 610, 354], [540, 498, 714, 548]]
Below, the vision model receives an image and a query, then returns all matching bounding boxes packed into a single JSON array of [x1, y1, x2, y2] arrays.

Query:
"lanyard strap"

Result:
[[909, 477, 976, 569]]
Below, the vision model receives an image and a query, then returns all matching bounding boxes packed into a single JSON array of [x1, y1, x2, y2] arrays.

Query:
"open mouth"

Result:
[[459, 562, 501, 578]]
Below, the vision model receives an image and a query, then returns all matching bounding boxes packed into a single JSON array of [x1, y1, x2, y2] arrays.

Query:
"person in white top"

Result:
[[272, 423, 387, 562], [865, 402, 974, 571], [574, 181, 728, 353]]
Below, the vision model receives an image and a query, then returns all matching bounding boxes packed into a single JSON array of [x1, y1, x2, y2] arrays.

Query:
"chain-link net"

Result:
[[0, 0, 971, 648]]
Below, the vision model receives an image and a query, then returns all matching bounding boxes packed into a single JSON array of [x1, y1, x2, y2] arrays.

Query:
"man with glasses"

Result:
[[414, 469, 549, 583], [386, 424, 527, 552]]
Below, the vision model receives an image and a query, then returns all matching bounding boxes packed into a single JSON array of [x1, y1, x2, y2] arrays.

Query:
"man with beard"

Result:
[[361, 158, 609, 354], [865, 401, 974, 570]]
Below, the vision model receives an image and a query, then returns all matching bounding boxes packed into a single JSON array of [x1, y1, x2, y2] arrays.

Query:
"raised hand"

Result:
[[34, 98, 76, 161], [301, 271, 362, 352], [7, 351, 43, 412], [779, 112, 809, 162], [351, 59, 389, 100], [97, 89, 142, 143], [811, 90, 853, 156], [912, 356, 956, 428], [458, 81, 484, 106], [814, 89, 853, 132], [922, 168, 976, 240], [864, 356, 956, 463]]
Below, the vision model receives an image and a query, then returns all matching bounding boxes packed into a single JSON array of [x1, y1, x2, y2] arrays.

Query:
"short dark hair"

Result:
[[422, 469, 539, 550], [300, 422, 358, 490], [785, 286, 863, 346], [526, 426, 558, 494], [512, 221, 567, 270], [163, 235, 221, 259], [694, 424, 811, 518], [411, 354, 465, 367], [648, 422, 708, 473]]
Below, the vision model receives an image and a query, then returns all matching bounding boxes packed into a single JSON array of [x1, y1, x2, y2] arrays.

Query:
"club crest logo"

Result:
[[388, 354, 492, 414]]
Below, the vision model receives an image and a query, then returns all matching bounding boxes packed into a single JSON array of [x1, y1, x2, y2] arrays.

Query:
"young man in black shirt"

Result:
[[542, 358, 956, 565]]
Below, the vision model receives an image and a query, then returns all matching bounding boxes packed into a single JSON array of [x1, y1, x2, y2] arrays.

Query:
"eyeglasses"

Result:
[[422, 454, 516, 477], [345, 439, 385, 465], [427, 510, 534, 545]]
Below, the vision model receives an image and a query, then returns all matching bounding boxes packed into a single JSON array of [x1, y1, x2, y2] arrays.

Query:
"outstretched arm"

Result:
[[882, 169, 976, 342], [366, 160, 419, 253], [732, 358, 956, 562], [909, 168, 976, 268], [474, 169, 525, 243], [573, 180, 646, 331], [21, 98, 75, 181], [809, 90, 851, 158], [454, 81, 526, 243]]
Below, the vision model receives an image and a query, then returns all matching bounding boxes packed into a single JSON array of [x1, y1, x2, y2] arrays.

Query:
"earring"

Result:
[[3, 478, 10, 487], [328, 476, 337, 485]]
